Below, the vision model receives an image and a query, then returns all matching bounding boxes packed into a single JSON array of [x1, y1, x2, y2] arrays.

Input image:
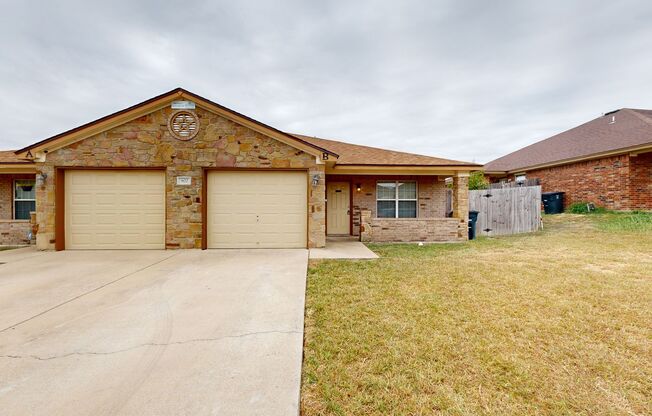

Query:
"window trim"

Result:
[[13, 179, 36, 220], [375, 180, 418, 218]]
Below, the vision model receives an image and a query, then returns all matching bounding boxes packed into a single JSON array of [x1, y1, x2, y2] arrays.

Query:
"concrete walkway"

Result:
[[309, 240, 379, 259], [0, 248, 308, 416]]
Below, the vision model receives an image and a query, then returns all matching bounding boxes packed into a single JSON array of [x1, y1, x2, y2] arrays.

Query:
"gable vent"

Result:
[[168, 110, 199, 140]]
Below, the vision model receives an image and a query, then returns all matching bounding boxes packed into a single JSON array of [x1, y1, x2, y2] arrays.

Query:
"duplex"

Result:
[[0, 88, 479, 249]]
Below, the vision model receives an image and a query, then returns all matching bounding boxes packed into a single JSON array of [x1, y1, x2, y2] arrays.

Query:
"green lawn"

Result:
[[302, 213, 652, 415]]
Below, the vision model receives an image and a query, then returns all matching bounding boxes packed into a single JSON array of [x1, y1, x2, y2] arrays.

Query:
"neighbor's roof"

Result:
[[485, 109, 652, 173], [292, 134, 479, 167], [0, 151, 32, 164]]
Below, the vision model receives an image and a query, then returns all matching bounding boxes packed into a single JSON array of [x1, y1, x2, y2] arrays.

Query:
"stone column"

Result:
[[452, 173, 470, 240], [35, 164, 55, 250], [308, 164, 326, 248], [359, 209, 372, 242]]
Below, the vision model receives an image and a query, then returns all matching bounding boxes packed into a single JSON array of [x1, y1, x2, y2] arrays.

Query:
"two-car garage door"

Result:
[[64, 170, 307, 249]]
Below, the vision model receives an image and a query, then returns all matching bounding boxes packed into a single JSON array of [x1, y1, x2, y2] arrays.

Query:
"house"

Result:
[[0, 88, 479, 249], [484, 109, 652, 211]]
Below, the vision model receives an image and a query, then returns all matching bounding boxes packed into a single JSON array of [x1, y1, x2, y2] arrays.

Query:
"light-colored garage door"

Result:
[[207, 171, 307, 248], [65, 170, 166, 249]]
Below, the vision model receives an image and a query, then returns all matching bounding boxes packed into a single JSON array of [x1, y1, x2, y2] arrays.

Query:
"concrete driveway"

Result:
[[0, 247, 308, 416]]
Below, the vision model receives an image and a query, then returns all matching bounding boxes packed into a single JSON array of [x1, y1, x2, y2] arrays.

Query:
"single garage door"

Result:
[[65, 170, 166, 249], [207, 171, 307, 248]]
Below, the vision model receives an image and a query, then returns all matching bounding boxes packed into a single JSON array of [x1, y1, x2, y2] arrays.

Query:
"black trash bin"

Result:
[[542, 192, 565, 214], [468, 210, 479, 240]]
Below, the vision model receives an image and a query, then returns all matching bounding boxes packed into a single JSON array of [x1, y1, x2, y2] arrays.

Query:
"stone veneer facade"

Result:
[[34, 106, 326, 250]]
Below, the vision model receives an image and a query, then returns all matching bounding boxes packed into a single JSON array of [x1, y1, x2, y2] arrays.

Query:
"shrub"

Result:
[[567, 202, 606, 214], [468, 171, 489, 190]]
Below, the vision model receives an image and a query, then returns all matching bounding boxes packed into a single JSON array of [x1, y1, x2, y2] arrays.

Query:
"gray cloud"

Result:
[[1, 0, 651, 163]]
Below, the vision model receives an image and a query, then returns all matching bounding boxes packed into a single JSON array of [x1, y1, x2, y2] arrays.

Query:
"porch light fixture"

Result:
[[356, 183, 362, 192], [311, 175, 320, 186], [36, 172, 47, 186]]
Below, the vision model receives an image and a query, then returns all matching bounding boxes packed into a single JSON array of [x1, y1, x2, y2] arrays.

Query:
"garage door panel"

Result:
[[65, 171, 165, 250], [207, 171, 307, 249], [95, 213, 118, 224], [143, 214, 165, 225]]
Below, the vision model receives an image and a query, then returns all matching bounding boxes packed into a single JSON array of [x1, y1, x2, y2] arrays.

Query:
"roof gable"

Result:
[[485, 109, 652, 172], [15, 88, 338, 160]]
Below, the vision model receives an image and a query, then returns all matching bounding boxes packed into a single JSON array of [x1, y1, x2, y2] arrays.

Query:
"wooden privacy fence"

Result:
[[488, 178, 540, 189], [469, 185, 542, 236]]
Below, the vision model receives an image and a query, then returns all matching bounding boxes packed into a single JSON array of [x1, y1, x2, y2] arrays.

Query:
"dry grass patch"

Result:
[[302, 214, 652, 415]]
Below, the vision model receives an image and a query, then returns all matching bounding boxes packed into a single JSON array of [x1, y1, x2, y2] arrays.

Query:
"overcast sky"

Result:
[[1, 1, 651, 163]]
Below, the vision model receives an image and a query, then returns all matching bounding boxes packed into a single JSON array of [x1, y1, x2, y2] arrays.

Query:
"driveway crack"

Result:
[[0, 252, 182, 334], [0, 329, 301, 361]]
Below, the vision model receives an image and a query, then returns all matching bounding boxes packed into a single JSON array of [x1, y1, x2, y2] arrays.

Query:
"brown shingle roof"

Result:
[[0, 151, 33, 164], [485, 109, 652, 172], [291, 134, 479, 167]]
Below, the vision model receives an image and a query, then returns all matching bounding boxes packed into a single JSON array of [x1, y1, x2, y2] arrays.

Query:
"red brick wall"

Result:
[[490, 152, 652, 211], [326, 175, 447, 235], [526, 155, 631, 210], [629, 152, 652, 210]]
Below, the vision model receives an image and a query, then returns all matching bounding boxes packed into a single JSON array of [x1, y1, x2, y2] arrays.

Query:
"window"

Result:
[[14, 180, 35, 220], [376, 181, 417, 218]]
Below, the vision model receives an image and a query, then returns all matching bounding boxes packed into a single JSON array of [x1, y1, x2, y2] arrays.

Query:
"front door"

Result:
[[327, 182, 350, 235]]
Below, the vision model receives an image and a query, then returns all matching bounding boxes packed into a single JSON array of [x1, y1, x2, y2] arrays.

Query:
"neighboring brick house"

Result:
[[0, 88, 479, 249], [485, 109, 652, 211]]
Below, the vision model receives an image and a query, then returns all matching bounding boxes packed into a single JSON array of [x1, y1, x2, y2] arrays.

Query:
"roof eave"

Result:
[[502, 142, 652, 174], [0, 164, 37, 174], [327, 164, 480, 175], [483, 170, 508, 175], [334, 163, 481, 168]]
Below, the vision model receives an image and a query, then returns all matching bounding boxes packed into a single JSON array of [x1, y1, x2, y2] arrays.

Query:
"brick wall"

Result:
[[326, 175, 447, 236], [490, 152, 651, 211], [359, 209, 462, 242], [0, 220, 32, 245], [516, 155, 632, 210], [34, 106, 325, 250], [0, 174, 35, 220], [629, 152, 652, 210]]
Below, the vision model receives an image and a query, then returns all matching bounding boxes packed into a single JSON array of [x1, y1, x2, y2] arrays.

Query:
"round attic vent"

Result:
[[168, 110, 199, 140]]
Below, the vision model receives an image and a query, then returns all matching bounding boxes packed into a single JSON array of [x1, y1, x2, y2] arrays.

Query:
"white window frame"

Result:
[[13, 179, 36, 220], [376, 180, 418, 218]]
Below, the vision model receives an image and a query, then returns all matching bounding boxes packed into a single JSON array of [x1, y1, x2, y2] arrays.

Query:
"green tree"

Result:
[[468, 171, 489, 190]]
